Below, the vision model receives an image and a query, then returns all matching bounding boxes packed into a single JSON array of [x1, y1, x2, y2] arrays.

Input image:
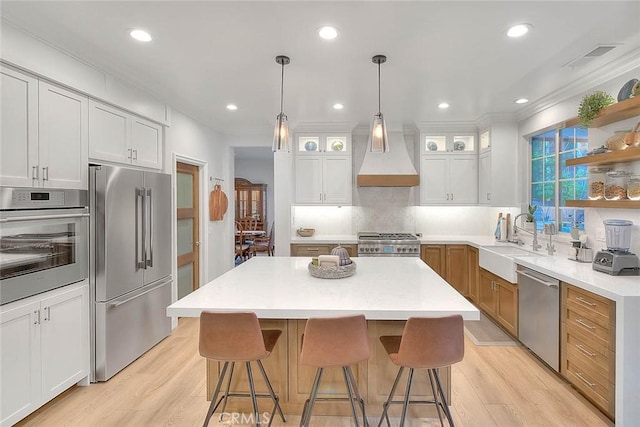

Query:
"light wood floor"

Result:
[[17, 317, 614, 427]]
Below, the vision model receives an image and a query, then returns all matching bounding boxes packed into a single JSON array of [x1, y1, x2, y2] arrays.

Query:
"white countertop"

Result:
[[167, 257, 480, 321]]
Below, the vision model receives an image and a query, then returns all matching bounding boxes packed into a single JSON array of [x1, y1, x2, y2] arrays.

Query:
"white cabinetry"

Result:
[[0, 282, 89, 427], [89, 100, 163, 169], [419, 132, 477, 205], [477, 123, 518, 206], [294, 133, 351, 205], [0, 65, 88, 189]]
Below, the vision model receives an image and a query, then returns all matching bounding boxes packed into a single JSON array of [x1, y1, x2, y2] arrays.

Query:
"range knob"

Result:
[[375, 247, 379, 252]]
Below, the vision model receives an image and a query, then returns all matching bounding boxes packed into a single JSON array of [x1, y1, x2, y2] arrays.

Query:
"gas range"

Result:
[[357, 232, 420, 257]]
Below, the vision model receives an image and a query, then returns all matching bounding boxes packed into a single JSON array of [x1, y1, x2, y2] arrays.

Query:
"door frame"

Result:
[[171, 154, 207, 327]]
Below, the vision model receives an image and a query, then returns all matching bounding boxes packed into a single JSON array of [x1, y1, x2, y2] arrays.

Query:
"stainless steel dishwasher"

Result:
[[517, 265, 560, 372]]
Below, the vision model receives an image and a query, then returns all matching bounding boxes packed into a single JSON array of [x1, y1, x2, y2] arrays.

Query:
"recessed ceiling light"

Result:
[[226, 104, 238, 111], [506, 24, 532, 38], [318, 26, 338, 40], [438, 102, 450, 109], [515, 98, 529, 104], [130, 29, 152, 42], [333, 103, 344, 110]]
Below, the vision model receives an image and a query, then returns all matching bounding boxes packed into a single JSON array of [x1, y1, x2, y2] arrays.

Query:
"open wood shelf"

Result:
[[564, 96, 640, 128], [566, 199, 640, 208], [566, 146, 640, 166]]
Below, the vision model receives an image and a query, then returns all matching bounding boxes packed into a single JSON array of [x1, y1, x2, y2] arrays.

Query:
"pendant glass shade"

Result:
[[371, 112, 389, 153], [272, 112, 290, 152]]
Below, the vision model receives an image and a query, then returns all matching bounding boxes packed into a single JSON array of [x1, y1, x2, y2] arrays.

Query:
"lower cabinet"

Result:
[[0, 281, 89, 427], [561, 283, 615, 420], [290, 243, 358, 258], [478, 268, 518, 337], [421, 244, 468, 296]]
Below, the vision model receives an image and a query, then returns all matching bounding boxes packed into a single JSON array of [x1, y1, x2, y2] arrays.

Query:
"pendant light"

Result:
[[371, 54, 389, 153], [272, 55, 291, 152]]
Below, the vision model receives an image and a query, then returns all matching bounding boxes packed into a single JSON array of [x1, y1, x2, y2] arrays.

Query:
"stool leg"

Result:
[[428, 369, 445, 427], [377, 367, 404, 427], [300, 367, 324, 427], [219, 361, 236, 420], [245, 362, 261, 427], [433, 368, 455, 427], [399, 368, 415, 427], [342, 367, 360, 427], [256, 359, 286, 424], [346, 366, 368, 427], [204, 361, 229, 427]]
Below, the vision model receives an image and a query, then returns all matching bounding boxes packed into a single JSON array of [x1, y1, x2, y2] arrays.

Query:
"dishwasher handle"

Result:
[[516, 269, 559, 288]]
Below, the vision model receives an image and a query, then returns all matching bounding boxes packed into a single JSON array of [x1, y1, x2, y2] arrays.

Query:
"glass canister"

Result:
[[604, 171, 630, 200], [588, 167, 612, 200], [628, 175, 640, 201]]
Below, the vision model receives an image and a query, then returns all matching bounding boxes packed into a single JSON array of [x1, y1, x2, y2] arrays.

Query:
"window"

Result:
[[530, 126, 588, 233]]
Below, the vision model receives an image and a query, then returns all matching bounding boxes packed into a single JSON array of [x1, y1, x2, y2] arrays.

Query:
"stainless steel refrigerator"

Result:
[[89, 165, 172, 382]]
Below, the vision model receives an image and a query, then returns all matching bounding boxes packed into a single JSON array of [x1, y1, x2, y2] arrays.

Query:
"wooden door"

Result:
[[445, 245, 468, 295], [421, 245, 445, 277], [495, 278, 518, 337], [478, 269, 496, 315], [176, 162, 200, 299]]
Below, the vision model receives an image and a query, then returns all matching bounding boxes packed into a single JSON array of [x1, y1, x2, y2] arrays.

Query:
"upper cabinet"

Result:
[[294, 132, 352, 205], [477, 123, 518, 206], [419, 132, 477, 205], [1, 65, 88, 189], [89, 100, 163, 170]]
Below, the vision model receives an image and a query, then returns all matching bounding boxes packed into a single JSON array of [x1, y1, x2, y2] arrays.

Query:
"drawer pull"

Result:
[[575, 344, 596, 357], [575, 372, 596, 387], [575, 318, 596, 330], [306, 248, 320, 252], [576, 296, 596, 307]]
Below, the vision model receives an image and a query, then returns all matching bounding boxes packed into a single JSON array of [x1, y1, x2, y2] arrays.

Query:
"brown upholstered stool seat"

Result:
[[199, 311, 286, 427], [378, 315, 464, 427], [299, 314, 371, 427]]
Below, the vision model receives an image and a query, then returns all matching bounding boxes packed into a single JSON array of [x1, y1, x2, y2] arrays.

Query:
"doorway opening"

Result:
[[176, 162, 200, 299]]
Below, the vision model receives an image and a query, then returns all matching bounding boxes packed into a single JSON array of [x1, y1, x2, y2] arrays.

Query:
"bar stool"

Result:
[[199, 311, 286, 427], [299, 314, 371, 427], [377, 315, 464, 427]]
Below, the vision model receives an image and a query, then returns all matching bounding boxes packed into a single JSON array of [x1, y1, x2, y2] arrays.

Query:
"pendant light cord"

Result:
[[377, 61, 381, 114], [280, 62, 285, 114]]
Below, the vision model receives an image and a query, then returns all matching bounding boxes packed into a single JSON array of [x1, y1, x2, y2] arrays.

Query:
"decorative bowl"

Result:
[[304, 140, 318, 151], [427, 141, 438, 151], [308, 261, 356, 279], [331, 141, 344, 151], [296, 228, 315, 237], [453, 140, 466, 151]]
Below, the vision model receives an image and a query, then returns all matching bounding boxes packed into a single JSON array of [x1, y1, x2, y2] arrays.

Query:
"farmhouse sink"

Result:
[[479, 244, 543, 283]]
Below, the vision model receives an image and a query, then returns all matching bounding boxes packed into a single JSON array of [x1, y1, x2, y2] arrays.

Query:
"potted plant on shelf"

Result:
[[577, 91, 615, 128]]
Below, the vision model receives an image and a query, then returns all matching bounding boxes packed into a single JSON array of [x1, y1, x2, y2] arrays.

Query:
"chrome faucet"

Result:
[[512, 213, 542, 252]]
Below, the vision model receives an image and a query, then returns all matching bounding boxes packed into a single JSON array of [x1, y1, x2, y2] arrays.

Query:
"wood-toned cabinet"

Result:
[[0, 282, 89, 427], [89, 99, 163, 169], [290, 244, 358, 258], [561, 283, 615, 419], [420, 244, 468, 296], [1, 65, 88, 189], [478, 268, 518, 337], [235, 178, 267, 231], [467, 246, 479, 303]]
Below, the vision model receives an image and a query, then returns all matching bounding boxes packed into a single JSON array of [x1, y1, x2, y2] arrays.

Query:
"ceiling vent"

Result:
[[562, 45, 618, 69]]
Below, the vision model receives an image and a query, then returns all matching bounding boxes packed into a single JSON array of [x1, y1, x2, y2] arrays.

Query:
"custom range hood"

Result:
[[357, 132, 419, 187]]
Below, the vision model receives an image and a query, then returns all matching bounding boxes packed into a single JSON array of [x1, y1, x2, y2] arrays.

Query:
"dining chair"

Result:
[[235, 221, 251, 261], [251, 223, 275, 256]]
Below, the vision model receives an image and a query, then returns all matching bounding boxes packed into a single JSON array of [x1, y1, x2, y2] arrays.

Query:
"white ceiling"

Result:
[[2, 1, 640, 138]]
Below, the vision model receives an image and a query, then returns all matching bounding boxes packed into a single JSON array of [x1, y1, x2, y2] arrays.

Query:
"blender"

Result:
[[593, 219, 639, 275]]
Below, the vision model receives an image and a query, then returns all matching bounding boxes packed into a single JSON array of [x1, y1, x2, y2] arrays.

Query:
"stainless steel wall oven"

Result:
[[0, 187, 88, 305]]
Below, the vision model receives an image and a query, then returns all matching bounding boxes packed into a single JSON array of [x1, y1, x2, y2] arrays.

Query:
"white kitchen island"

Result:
[[167, 256, 479, 417]]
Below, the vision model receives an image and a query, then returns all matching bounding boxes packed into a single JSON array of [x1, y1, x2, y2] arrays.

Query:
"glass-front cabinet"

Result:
[[295, 133, 350, 155], [421, 133, 476, 154], [234, 178, 267, 231]]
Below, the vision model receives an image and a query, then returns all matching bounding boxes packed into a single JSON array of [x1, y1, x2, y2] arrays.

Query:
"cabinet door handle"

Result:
[[32, 165, 39, 181], [451, 193, 454, 200], [34, 309, 40, 325], [575, 344, 596, 357], [487, 192, 491, 200], [128, 148, 132, 160], [575, 318, 596, 330], [575, 296, 596, 307], [133, 149, 138, 161], [575, 372, 596, 387], [43, 306, 50, 321], [446, 194, 449, 201], [306, 248, 320, 252], [42, 166, 49, 181]]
